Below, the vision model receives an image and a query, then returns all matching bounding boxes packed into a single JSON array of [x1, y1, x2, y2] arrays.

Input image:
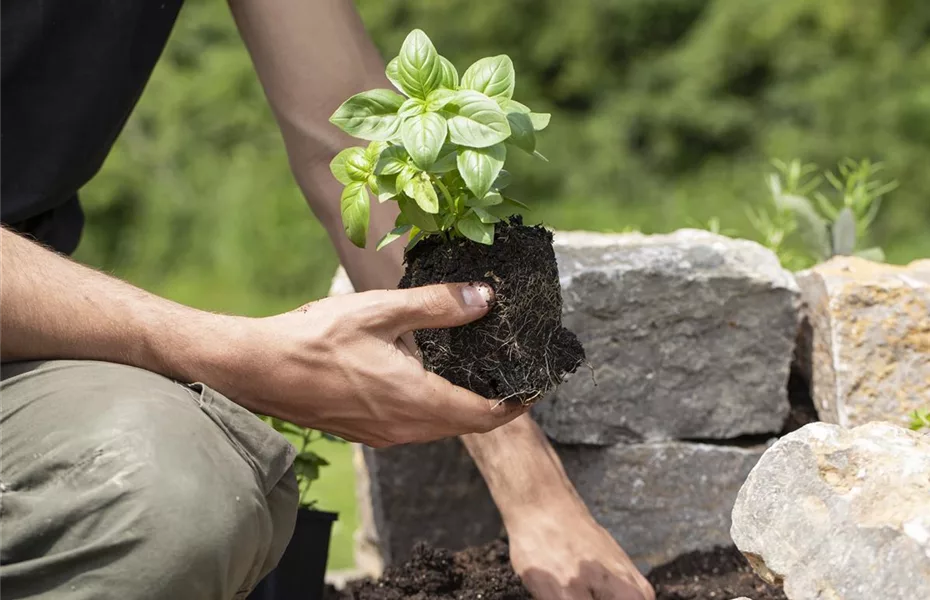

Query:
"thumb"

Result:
[[377, 282, 495, 335]]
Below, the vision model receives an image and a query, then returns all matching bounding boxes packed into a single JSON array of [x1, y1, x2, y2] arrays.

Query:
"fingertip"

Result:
[[460, 281, 495, 309]]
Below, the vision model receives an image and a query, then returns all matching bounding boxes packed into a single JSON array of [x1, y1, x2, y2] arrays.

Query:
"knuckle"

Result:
[[419, 287, 453, 320]]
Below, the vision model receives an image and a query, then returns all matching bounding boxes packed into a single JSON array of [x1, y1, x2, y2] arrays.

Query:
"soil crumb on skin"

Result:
[[399, 218, 585, 404], [329, 540, 786, 600]]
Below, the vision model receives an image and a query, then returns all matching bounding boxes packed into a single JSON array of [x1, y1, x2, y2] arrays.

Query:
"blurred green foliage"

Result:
[[78, 0, 930, 320]]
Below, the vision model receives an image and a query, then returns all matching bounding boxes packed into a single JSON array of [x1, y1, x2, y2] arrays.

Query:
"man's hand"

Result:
[[508, 502, 655, 600], [226, 283, 524, 446]]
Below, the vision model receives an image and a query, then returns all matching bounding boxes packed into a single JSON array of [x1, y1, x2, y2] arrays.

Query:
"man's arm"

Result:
[[226, 0, 405, 294], [228, 2, 652, 598], [0, 225, 515, 445], [0, 226, 231, 379]]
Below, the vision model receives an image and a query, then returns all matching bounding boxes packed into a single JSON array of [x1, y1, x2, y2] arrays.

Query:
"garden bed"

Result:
[[327, 539, 786, 600]]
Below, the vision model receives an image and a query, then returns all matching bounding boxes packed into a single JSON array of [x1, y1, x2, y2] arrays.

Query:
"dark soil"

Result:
[[648, 546, 787, 600], [329, 539, 786, 600], [398, 217, 585, 404]]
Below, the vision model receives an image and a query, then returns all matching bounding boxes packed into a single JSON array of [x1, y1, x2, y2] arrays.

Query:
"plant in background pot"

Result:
[[248, 420, 340, 600], [329, 29, 585, 403]]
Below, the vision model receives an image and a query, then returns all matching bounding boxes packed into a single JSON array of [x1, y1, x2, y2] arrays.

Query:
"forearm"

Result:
[[0, 228, 237, 385], [462, 414, 587, 527], [229, 0, 405, 292]]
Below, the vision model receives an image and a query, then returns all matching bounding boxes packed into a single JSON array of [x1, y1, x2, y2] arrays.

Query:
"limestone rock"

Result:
[[535, 229, 798, 444], [731, 422, 930, 600], [796, 256, 930, 428]]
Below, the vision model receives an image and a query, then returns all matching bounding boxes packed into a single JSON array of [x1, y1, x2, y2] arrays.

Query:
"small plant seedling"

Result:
[[909, 408, 930, 432], [263, 417, 342, 508], [328, 29, 550, 250]]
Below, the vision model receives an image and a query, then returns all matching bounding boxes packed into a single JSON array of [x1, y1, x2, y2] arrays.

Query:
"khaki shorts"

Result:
[[0, 360, 298, 600]]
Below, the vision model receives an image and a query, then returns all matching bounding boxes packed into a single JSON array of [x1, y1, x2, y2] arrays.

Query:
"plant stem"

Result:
[[433, 177, 456, 213]]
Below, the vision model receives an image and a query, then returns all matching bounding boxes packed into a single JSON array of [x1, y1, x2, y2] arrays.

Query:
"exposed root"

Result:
[[400, 218, 586, 403]]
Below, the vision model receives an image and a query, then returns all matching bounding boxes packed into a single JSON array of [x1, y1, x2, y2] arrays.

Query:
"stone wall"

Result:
[[330, 229, 802, 574]]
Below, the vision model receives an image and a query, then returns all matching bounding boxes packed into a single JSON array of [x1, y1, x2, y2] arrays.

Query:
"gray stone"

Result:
[[534, 229, 798, 445], [351, 435, 765, 572], [731, 422, 930, 600], [795, 256, 930, 428], [560, 440, 766, 572], [356, 440, 502, 565]]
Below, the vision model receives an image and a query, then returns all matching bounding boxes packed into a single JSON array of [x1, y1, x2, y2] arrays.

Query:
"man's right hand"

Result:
[[222, 282, 524, 447]]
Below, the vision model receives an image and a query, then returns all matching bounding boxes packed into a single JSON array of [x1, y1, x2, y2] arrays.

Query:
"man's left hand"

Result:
[[507, 502, 655, 600]]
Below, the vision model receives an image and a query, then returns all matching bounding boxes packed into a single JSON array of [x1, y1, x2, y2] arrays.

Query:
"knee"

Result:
[[86, 382, 294, 596]]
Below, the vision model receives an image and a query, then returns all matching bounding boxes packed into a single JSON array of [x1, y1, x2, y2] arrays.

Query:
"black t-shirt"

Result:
[[1, 0, 184, 254]]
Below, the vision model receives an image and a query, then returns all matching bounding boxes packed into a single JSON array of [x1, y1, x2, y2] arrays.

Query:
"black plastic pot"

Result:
[[248, 508, 338, 600]]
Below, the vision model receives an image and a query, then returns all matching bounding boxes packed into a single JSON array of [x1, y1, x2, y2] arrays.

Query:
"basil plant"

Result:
[[328, 29, 549, 250]]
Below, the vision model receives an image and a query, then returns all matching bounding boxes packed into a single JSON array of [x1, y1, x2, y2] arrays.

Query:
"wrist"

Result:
[[136, 302, 255, 397]]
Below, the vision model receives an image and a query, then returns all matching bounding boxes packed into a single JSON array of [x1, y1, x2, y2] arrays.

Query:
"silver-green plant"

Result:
[[750, 158, 897, 269], [327, 30, 549, 250]]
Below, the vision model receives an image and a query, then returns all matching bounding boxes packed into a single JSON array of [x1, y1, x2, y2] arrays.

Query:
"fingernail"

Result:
[[462, 282, 494, 308]]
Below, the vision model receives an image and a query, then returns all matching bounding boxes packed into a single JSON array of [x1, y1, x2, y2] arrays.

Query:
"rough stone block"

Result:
[[796, 256, 930, 428], [534, 230, 798, 444], [560, 441, 766, 572]]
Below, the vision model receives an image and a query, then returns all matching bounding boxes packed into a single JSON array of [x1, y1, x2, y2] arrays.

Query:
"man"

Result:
[[0, 1, 654, 598]]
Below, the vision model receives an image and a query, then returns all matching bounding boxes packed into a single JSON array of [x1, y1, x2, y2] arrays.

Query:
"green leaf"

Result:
[[456, 211, 495, 245], [330, 147, 367, 185], [397, 165, 419, 198], [497, 98, 549, 130], [374, 145, 408, 175], [505, 111, 536, 153], [447, 91, 511, 148], [375, 174, 397, 202], [425, 88, 457, 112], [472, 206, 501, 224], [775, 193, 830, 259], [398, 98, 425, 118], [529, 112, 550, 131], [365, 141, 389, 163], [401, 112, 448, 170], [461, 55, 515, 99], [293, 452, 329, 486], [438, 56, 459, 89], [831, 206, 857, 256], [532, 150, 549, 162], [385, 57, 403, 92], [396, 29, 443, 100], [398, 196, 439, 232], [341, 181, 370, 248], [492, 170, 511, 190], [329, 89, 405, 141], [855, 247, 886, 262], [465, 192, 504, 208], [484, 196, 529, 220], [497, 98, 529, 112], [503, 195, 531, 210], [367, 173, 380, 195], [430, 145, 458, 173], [408, 228, 427, 250], [411, 173, 440, 214], [457, 144, 506, 199], [377, 224, 412, 251]]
